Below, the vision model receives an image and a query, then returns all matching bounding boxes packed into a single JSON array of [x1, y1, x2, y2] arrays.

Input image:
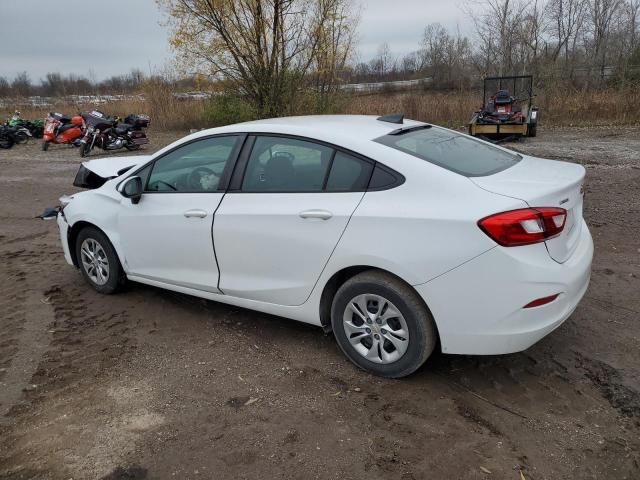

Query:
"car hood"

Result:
[[81, 155, 151, 178]]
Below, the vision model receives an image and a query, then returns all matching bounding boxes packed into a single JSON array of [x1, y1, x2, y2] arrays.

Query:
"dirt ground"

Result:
[[1, 127, 639, 480]]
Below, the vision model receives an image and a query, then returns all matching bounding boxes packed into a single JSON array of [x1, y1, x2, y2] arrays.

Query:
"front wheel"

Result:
[[331, 270, 437, 378], [75, 227, 126, 294], [79, 142, 91, 158], [15, 132, 29, 144], [0, 136, 14, 149]]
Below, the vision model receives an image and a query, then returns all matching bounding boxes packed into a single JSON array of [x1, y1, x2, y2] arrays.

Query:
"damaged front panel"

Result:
[[73, 164, 109, 189]]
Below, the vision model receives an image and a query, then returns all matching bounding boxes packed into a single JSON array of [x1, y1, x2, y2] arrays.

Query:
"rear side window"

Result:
[[326, 152, 373, 191], [242, 136, 333, 192], [374, 127, 520, 177]]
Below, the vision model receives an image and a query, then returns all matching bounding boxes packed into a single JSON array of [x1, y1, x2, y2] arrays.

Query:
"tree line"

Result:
[[352, 0, 640, 89], [2, 0, 638, 118], [0, 69, 210, 99]]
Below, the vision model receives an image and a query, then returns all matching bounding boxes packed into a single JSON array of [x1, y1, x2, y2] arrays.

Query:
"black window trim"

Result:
[[227, 132, 403, 194], [116, 133, 248, 194], [117, 131, 405, 194]]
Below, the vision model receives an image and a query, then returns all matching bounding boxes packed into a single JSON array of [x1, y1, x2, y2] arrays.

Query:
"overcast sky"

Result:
[[0, 0, 471, 83]]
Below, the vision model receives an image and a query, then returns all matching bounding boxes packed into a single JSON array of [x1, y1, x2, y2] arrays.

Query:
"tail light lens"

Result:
[[478, 207, 567, 247]]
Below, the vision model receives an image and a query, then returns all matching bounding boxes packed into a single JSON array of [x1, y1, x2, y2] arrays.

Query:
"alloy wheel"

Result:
[[80, 238, 110, 286], [342, 294, 410, 364]]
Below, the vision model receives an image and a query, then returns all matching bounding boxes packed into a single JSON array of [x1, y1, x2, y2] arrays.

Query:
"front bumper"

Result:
[[415, 220, 593, 355], [57, 213, 74, 266]]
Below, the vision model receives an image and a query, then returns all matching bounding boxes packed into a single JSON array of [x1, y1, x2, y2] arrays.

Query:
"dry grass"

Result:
[[3, 87, 638, 132], [344, 88, 640, 128]]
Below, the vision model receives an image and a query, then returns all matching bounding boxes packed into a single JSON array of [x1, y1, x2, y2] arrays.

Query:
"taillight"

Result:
[[478, 207, 567, 247]]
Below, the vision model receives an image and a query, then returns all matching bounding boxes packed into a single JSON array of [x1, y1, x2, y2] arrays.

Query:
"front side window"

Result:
[[146, 136, 239, 192], [374, 127, 520, 177], [242, 136, 333, 192]]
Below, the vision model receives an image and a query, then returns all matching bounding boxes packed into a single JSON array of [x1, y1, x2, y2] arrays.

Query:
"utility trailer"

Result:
[[468, 75, 538, 141]]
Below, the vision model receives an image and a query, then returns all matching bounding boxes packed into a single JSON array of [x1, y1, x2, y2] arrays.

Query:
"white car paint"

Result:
[[56, 115, 593, 356]]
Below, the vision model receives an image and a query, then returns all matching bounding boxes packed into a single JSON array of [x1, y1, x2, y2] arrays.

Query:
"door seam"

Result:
[[211, 192, 226, 294]]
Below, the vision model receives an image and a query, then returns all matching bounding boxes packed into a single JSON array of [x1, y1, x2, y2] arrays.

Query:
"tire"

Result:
[[15, 132, 29, 144], [0, 136, 13, 149], [528, 123, 537, 137], [125, 143, 141, 151], [42, 140, 50, 151], [75, 227, 126, 294], [331, 270, 437, 378]]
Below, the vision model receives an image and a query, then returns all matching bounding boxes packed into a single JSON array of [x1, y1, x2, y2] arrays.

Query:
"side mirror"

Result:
[[120, 176, 143, 204]]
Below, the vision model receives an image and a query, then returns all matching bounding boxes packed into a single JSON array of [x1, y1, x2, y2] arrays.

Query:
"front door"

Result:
[[214, 135, 374, 305], [118, 135, 242, 292]]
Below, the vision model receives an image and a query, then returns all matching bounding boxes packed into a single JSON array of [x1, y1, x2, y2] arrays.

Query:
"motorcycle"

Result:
[[25, 118, 44, 138], [78, 111, 150, 158], [4, 121, 32, 144], [42, 112, 85, 151], [0, 125, 15, 149]]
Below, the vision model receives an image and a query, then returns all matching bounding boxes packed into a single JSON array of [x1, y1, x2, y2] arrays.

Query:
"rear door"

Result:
[[213, 135, 373, 306]]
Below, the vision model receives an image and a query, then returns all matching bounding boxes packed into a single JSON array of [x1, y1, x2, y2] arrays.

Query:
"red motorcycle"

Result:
[[42, 112, 85, 151]]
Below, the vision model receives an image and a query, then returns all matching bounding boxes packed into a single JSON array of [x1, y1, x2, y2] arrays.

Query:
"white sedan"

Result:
[[54, 115, 593, 378]]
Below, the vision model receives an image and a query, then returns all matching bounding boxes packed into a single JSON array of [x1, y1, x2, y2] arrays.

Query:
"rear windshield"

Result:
[[374, 127, 520, 177]]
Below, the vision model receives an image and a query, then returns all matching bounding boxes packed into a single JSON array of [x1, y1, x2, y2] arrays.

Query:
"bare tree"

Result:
[[589, 0, 624, 84], [466, 0, 527, 75], [626, 0, 640, 50], [546, 0, 587, 64], [158, 0, 357, 117], [11, 72, 31, 97], [310, 0, 358, 109], [0, 76, 10, 97], [371, 42, 394, 77], [515, 0, 546, 72]]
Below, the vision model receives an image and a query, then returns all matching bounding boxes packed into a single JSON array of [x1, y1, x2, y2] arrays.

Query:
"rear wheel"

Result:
[[75, 227, 126, 294], [331, 270, 437, 378], [125, 143, 141, 151], [528, 123, 537, 137], [42, 140, 50, 151]]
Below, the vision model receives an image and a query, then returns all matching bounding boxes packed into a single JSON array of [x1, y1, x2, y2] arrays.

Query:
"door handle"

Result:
[[299, 209, 333, 220], [184, 209, 207, 218]]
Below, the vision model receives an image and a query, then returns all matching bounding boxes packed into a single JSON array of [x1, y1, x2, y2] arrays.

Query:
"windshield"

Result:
[[374, 127, 521, 177]]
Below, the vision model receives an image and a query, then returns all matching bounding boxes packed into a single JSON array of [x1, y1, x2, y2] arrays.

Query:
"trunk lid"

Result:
[[471, 155, 585, 263]]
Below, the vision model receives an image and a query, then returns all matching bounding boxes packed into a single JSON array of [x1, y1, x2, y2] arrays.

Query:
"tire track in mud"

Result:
[[574, 351, 640, 419], [0, 240, 139, 478], [0, 248, 55, 424]]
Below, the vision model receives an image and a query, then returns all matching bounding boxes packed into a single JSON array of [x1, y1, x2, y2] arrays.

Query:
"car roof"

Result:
[[192, 114, 427, 152]]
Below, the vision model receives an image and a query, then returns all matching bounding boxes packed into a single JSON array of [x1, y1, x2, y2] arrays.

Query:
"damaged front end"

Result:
[[37, 195, 74, 220], [73, 155, 152, 189], [73, 162, 137, 189]]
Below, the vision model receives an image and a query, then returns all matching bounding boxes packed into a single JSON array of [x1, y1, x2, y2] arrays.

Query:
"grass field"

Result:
[[3, 87, 639, 132]]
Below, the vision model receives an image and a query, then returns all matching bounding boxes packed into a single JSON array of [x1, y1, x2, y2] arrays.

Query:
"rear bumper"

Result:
[[415, 220, 593, 355], [57, 213, 74, 266]]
